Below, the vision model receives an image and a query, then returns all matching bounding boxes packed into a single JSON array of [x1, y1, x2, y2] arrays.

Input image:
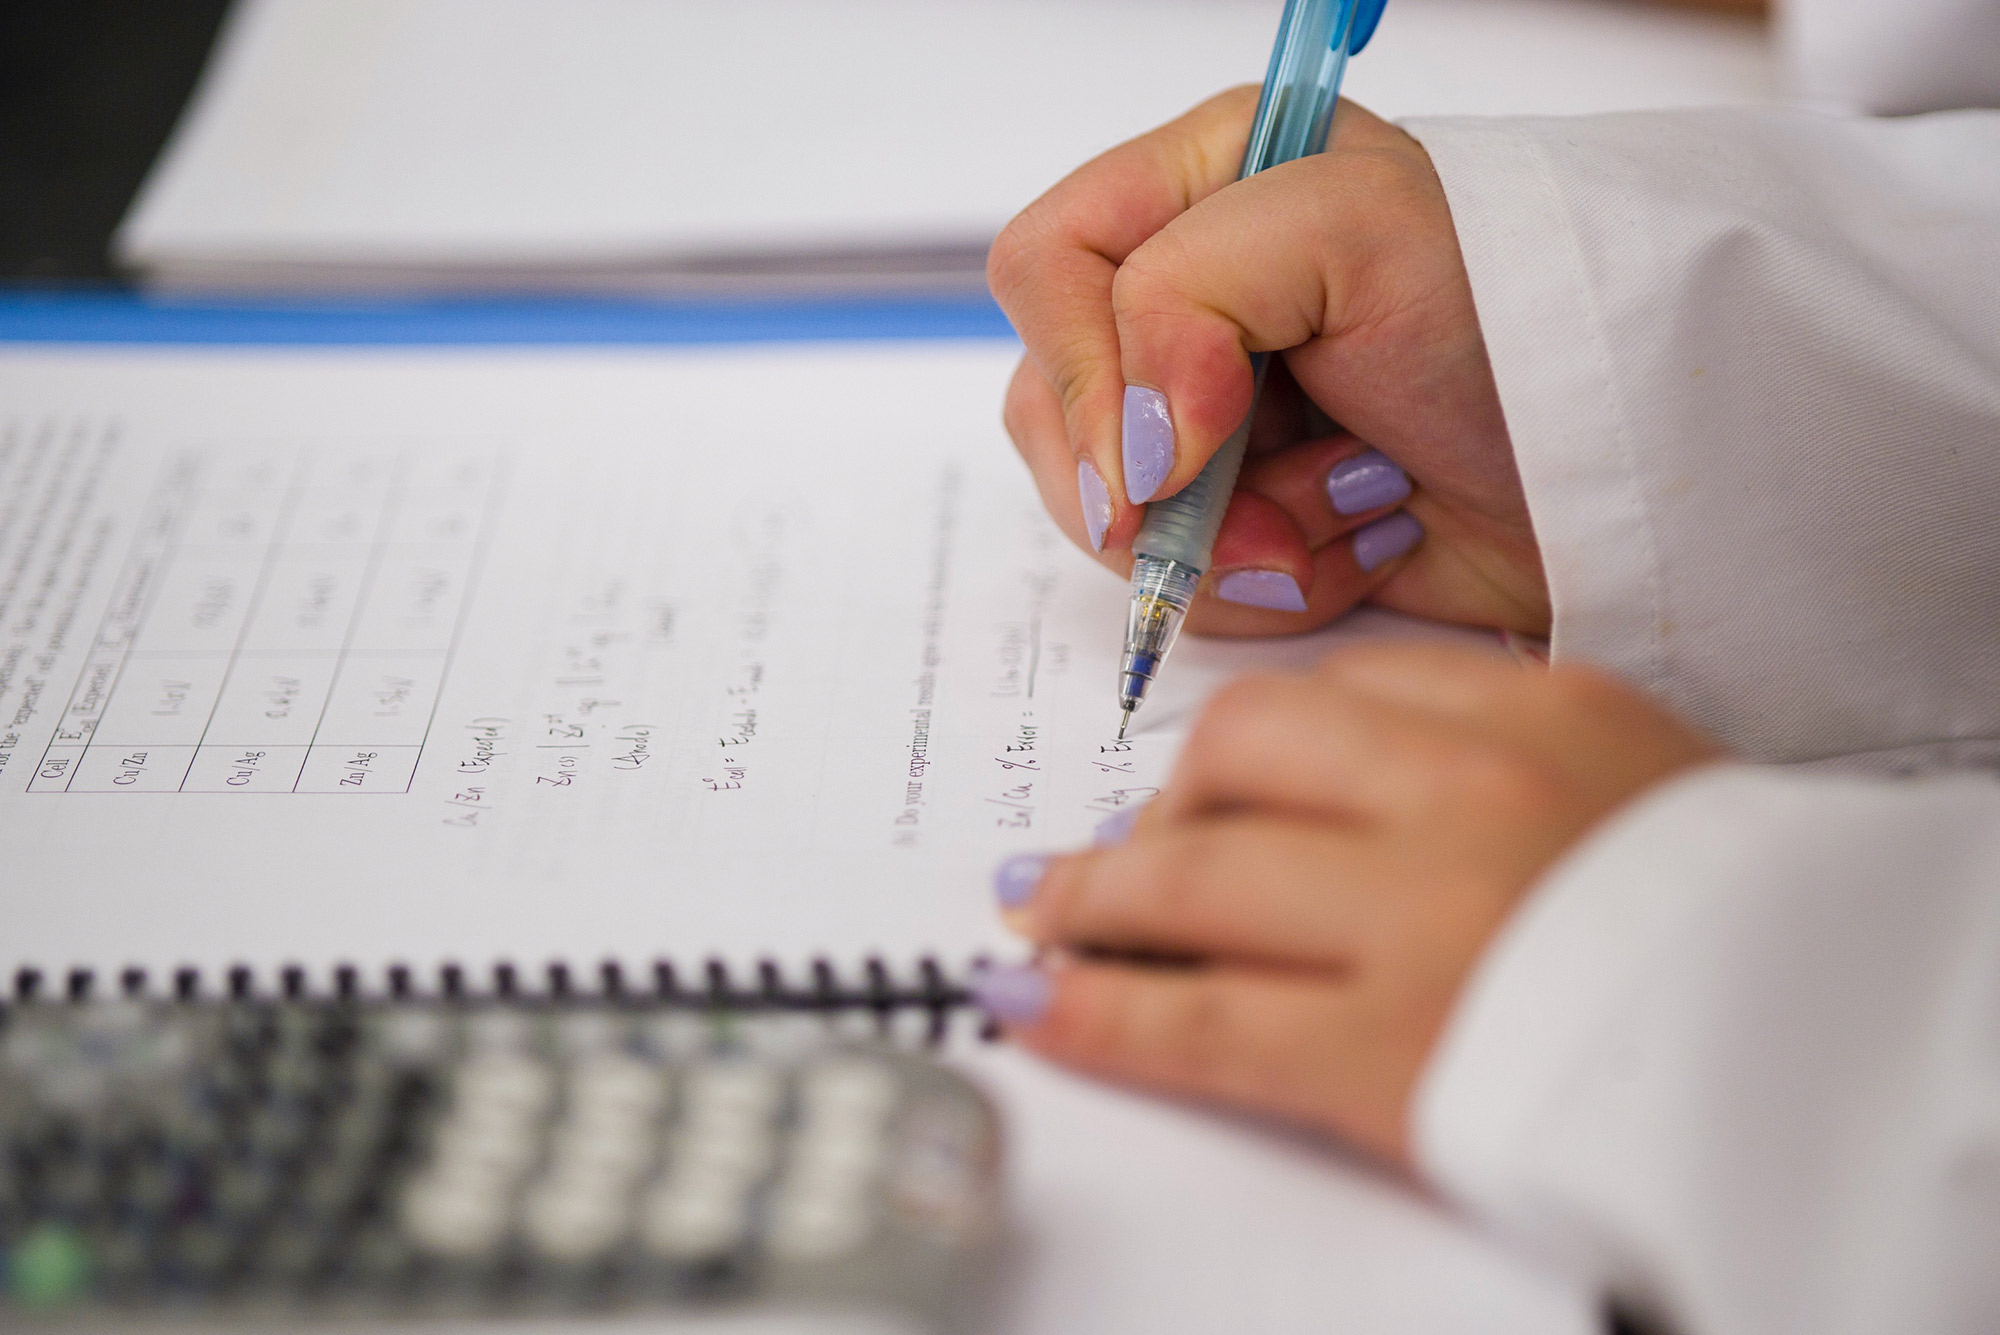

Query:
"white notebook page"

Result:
[[0, 342, 1470, 984], [0, 341, 1596, 1335]]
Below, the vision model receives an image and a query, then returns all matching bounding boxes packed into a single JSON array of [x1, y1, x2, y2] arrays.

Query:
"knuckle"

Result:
[[1029, 853, 1085, 934], [1057, 850, 1125, 934], [1046, 347, 1105, 421], [984, 208, 1041, 304], [1157, 976, 1239, 1086], [1107, 243, 1174, 318], [1182, 676, 1279, 771], [1109, 232, 1211, 336], [1440, 742, 1566, 820], [1045, 971, 1140, 1067], [986, 201, 1069, 312], [1141, 832, 1223, 927]]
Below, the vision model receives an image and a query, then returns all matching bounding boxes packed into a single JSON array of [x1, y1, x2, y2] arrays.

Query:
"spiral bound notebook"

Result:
[[0, 339, 1438, 1019]]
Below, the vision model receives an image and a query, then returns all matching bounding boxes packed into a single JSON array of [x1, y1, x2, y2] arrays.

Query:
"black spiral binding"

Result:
[[7, 955, 984, 1047]]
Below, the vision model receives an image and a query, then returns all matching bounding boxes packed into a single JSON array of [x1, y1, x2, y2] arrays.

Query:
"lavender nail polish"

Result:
[[971, 965, 1051, 1026], [1122, 386, 1174, 504], [1326, 448, 1412, 516], [1078, 458, 1112, 552], [1353, 510, 1425, 572], [1093, 806, 1142, 847], [1214, 569, 1308, 612], [994, 854, 1048, 910]]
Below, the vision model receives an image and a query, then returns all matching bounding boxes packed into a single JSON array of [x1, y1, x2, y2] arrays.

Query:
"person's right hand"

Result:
[[988, 89, 1549, 638]]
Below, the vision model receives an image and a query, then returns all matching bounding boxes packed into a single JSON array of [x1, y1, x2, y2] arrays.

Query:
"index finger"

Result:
[[986, 86, 1258, 552]]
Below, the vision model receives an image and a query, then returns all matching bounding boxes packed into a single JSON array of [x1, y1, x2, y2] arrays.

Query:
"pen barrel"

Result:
[[1131, 355, 1269, 573]]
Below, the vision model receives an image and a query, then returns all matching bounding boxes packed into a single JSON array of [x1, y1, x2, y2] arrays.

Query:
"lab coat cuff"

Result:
[[1401, 118, 1668, 694], [1407, 764, 1773, 1265]]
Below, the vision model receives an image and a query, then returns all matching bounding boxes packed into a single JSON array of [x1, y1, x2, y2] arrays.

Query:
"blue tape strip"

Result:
[[0, 290, 1017, 346]]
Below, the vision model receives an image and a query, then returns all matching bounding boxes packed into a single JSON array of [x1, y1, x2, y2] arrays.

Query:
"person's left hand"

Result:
[[973, 641, 1720, 1164]]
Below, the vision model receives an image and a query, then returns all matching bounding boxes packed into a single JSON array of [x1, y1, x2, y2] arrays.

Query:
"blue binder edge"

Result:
[[0, 290, 1017, 346]]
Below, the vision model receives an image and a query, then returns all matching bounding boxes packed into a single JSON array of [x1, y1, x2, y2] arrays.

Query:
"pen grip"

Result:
[[1130, 355, 1268, 572]]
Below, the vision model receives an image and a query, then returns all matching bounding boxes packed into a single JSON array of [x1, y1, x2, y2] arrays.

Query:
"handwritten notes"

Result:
[[0, 345, 1437, 980]]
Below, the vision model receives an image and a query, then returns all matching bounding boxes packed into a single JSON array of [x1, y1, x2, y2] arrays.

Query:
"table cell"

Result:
[[296, 745, 420, 793], [130, 554, 263, 655], [387, 489, 484, 546], [68, 744, 198, 793], [237, 554, 370, 655], [306, 450, 403, 493], [47, 653, 122, 745], [179, 487, 288, 550], [183, 745, 310, 793], [203, 447, 296, 492], [288, 489, 390, 548], [27, 746, 85, 792], [403, 448, 499, 494], [204, 657, 339, 747], [92, 654, 232, 746], [314, 657, 444, 747], [348, 551, 477, 655]]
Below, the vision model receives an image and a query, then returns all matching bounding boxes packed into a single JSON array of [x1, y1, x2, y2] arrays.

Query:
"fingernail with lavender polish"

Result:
[[993, 854, 1048, 910], [971, 965, 1051, 1026], [1122, 386, 1175, 504], [1214, 569, 1308, 612], [1326, 448, 1412, 516], [1353, 510, 1425, 572], [1093, 807, 1143, 847], [1078, 458, 1112, 552]]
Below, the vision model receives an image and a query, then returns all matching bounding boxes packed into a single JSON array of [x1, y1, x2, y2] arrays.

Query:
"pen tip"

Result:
[[1117, 709, 1131, 741]]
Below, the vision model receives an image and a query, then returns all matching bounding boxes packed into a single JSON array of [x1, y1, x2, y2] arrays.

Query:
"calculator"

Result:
[[0, 993, 1003, 1331]]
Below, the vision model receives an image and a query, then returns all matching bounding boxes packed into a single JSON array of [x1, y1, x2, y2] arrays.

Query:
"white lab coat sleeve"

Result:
[[1412, 765, 2000, 1335], [1781, 0, 2000, 114], [1400, 108, 2000, 769]]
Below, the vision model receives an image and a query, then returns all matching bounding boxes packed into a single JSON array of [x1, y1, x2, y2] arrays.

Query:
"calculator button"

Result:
[[252, 1222, 326, 1282], [638, 1171, 751, 1260], [374, 1011, 450, 1066], [798, 1058, 899, 1123], [454, 1055, 554, 1121], [766, 1186, 873, 1261], [552, 1012, 621, 1058], [547, 1122, 651, 1180], [568, 1053, 664, 1126], [430, 1120, 539, 1186], [671, 1119, 775, 1182], [400, 1172, 511, 1258], [520, 1172, 628, 1261], [462, 1011, 535, 1056], [169, 1220, 237, 1287], [94, 1223, 155, 1293], [682, 1063, 781, 1124], [210, 1162, 279, 1220], [789, 1125, 888, 1184]]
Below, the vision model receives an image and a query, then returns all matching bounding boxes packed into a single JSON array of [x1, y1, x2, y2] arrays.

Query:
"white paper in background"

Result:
[[115, 0, 1774, 288], [0, 342, 1479, 983]]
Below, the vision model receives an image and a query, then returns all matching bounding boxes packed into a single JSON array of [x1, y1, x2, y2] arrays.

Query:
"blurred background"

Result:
[[1, 0, 1775, 296]]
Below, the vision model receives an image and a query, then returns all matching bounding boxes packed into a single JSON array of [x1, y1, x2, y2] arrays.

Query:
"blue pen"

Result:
[[1115, 0, 1390, 738]]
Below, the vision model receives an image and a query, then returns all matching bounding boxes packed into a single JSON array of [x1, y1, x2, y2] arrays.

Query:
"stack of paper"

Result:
[[115, 0, 1775, 295]]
